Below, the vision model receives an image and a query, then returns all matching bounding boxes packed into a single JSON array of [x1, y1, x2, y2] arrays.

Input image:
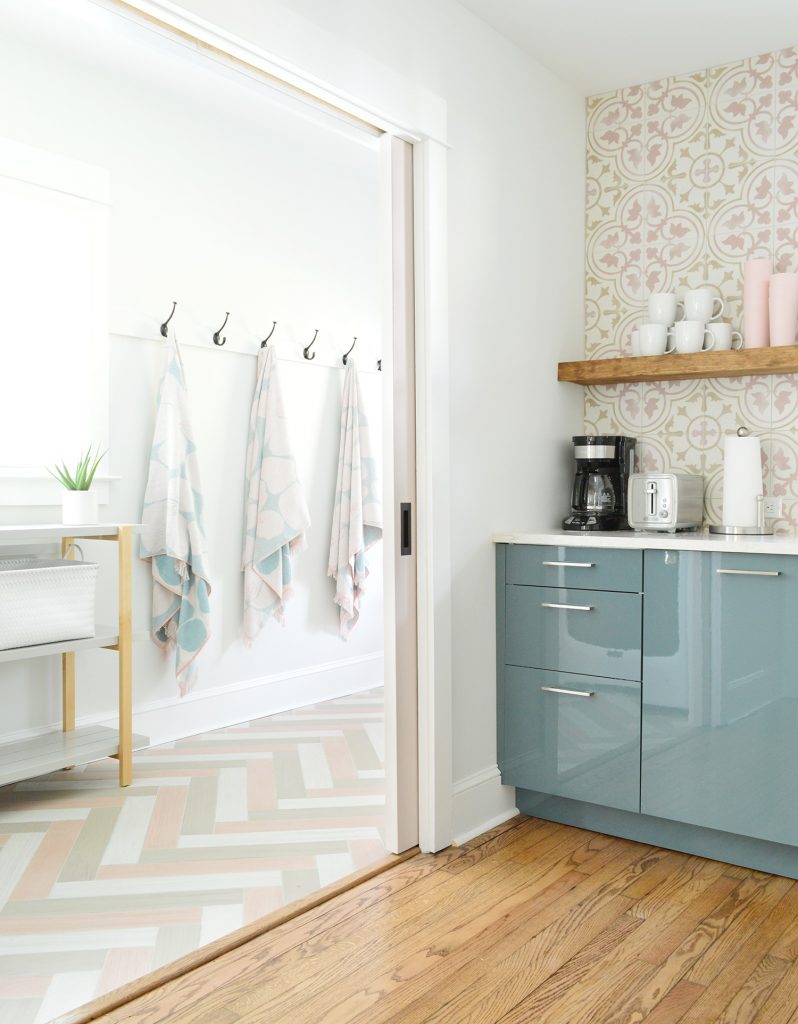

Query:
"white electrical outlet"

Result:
[[763, 497, 782, 518]]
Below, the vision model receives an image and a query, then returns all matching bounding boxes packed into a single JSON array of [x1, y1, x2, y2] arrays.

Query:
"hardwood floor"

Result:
[[57, 816, 798, 1024]]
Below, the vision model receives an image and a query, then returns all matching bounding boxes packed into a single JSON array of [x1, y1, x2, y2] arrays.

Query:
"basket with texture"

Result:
[[0, 558, 99, 650]]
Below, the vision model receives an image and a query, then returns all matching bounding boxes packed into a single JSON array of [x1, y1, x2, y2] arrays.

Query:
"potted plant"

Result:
[[48, 446, 107, 525]]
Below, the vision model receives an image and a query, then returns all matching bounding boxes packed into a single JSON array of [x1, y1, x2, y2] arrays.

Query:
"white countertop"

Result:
[[492, 529, 798, 556]]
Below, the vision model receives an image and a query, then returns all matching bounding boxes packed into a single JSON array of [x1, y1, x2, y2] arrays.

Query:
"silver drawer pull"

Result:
[[716, 569, 781, 577], [542, 561, 595, 568], [541, 602, 593, 612], [541, 686, 595, 698]]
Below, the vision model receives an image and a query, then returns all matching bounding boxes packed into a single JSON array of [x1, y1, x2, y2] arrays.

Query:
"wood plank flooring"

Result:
[[61, 816, 798, 1024]]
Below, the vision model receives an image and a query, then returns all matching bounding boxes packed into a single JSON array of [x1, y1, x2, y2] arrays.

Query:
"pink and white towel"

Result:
[[242, 346, 310, 641], [327, 358, 382, 638]]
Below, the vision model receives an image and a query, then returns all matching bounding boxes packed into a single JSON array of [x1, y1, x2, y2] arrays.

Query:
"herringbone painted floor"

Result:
[[0, 687, 385, 1024]]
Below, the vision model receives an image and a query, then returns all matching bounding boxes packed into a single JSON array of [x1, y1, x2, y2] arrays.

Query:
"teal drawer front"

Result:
[[506, 545, 642, 593], [505, 585, 642, 680], [500, 666, 640, 812]]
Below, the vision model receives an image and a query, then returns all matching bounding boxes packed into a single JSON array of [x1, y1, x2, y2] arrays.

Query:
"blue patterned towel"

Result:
[[327, 358, 382, 638], [242, 346, 310, 640], [140, 336, 211, 694]]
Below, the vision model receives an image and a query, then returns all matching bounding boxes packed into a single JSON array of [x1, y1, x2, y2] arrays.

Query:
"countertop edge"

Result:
[[492, 530, 798, 556]]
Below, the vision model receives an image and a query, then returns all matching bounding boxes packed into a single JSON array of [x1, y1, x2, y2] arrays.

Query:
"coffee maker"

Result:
[[562, 435, 636, 531]]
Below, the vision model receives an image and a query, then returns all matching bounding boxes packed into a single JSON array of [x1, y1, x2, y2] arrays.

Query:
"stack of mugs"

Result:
[[632, 288, 741, 357], [744, 259, 798, 347]]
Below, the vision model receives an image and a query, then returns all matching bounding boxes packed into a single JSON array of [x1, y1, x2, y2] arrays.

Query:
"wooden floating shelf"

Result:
[[558, 347, 798, 386]]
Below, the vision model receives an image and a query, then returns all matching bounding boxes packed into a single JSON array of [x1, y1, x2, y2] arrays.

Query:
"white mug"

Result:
[[672, 319, 714, 354], [630, 329, 641, 356], [684, 287, 724, 323], [706, 322, 743, 351], [648, 291, 684, 326], [639, 322, 675, 356]]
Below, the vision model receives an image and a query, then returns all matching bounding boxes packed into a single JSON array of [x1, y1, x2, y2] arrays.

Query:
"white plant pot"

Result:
[[61, 490, 98, 525]]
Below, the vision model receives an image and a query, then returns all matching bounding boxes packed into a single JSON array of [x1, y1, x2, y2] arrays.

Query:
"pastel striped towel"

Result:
[[140, 336, 211, 694], [242, 345, 311, 640], [328, 357, 382, 638]]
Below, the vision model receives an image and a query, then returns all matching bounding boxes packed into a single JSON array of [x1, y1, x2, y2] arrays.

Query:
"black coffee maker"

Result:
[[563, 435, 636, 531]]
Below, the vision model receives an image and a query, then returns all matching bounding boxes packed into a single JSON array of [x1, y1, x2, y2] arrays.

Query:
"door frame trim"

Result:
[[98, 0, 454, 853]]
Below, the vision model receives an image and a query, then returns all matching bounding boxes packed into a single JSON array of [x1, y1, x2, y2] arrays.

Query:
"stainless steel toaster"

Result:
[[627, 473, 704, 532]]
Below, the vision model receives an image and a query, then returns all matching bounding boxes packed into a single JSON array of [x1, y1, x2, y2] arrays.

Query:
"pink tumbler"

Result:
[[743, 257, 772, 347], [770, 272, 798, 346]]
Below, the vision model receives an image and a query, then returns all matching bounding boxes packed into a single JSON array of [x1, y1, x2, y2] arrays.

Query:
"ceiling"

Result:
[[457, 0, 798, 95]]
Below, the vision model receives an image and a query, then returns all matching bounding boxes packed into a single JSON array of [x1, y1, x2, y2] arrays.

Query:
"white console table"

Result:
[[0, 523, 147, 787]]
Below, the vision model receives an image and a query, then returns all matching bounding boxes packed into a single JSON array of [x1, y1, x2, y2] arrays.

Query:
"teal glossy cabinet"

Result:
[[642, 549, 798, 847], [505, 585, 642, 681], [497, 544, 643, 813], [502, 666, 640, 812]]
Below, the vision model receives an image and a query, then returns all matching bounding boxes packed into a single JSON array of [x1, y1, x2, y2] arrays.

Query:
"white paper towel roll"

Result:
[[722, 433, 763, 526]]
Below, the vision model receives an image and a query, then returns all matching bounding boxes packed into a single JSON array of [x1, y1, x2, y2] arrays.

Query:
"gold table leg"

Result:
[[117, 526, 133, 787], [60, 538, 76, 735]]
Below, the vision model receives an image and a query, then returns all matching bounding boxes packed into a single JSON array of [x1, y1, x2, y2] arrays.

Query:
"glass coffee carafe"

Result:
[[563, 435, 636, 531]]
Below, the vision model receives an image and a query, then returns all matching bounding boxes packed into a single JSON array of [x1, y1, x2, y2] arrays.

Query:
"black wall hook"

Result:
[[160, 301, 177, 338], [213, 312, 230, 347], [342, 337, 357, 366], [303, 329, 319, 361], [377, 359, 382, 372], [261, 321, 277, 349]]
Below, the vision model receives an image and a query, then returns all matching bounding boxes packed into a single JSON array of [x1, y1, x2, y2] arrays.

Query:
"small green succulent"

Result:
[[48, 445, 107, 491]]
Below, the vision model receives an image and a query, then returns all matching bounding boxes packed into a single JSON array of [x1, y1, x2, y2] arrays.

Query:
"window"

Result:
[[0, 137, 109, 504]]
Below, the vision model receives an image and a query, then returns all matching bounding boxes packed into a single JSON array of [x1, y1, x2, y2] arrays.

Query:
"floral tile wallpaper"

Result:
[[584, 47, 798, 532]]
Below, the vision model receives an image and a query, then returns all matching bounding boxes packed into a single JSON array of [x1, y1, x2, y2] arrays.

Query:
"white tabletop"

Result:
[[0, 524, 142, 544], [492, 529, 798, 556]]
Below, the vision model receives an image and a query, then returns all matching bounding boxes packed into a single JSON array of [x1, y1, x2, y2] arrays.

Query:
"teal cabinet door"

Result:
[[642, 550, 798, 847], [506, 545, 643, 593], [500, 666, 641, 812], [505, 585, 642, 680]]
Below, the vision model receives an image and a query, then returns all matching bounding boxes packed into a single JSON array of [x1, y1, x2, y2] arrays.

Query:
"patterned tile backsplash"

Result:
[[584, 47, 798, 532]]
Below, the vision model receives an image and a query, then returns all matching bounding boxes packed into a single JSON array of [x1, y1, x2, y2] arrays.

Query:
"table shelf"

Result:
[[0, 626, 121, 665], [0, 726, 149, 788]]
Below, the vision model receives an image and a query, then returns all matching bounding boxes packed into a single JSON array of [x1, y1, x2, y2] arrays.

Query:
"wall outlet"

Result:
[[763, 497, 782, 518]]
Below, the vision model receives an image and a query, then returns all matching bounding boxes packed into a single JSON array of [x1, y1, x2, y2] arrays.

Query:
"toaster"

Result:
[[627, 473, 704, 532]]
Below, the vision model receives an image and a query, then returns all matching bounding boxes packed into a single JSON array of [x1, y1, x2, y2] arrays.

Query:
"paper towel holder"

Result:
[[709, 426, 774, 535]]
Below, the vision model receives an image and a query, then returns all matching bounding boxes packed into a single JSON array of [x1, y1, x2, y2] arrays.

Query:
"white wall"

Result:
[[170, 0, 586, 840], [0, 1, 384, 742]]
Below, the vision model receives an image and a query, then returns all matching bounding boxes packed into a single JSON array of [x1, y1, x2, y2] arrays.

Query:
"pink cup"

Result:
[[770, 272, 798, 346], [743, 257, 772, 348]]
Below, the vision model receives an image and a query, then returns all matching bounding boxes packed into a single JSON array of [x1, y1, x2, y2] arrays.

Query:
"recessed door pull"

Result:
[[400, 502, 412, 557], [541, 602, 593, 612], [541, 561, 595, 568], [716, 569, 781, 577], [541, 686, 595, 698]]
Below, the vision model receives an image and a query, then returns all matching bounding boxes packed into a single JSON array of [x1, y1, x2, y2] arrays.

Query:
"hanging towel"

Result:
[[140, 336, 211, 695], [328, 357, 382, 638], [242, 345, 311, 640]]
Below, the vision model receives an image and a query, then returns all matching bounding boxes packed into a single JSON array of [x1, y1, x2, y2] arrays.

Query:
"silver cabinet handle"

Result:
[[541, 602, 593, 612], [716, 569, 781, 577], [541, 561, 595, 568], [541, 685, 595, 698]]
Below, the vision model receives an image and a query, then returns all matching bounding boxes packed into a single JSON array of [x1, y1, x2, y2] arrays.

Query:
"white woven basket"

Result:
[[0, 557, 99, 651]]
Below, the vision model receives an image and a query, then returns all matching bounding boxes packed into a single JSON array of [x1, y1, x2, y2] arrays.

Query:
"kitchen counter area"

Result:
[[493, 528, 798, 556], [494, 532, 798, 878]]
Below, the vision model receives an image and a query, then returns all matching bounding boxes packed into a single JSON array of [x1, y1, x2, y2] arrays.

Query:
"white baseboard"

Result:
[[451, 764, 518, 846], [0, 652, 384, 748]]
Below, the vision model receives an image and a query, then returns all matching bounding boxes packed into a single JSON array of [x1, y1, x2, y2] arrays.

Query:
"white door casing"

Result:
[[95, 0, 453, 852]]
